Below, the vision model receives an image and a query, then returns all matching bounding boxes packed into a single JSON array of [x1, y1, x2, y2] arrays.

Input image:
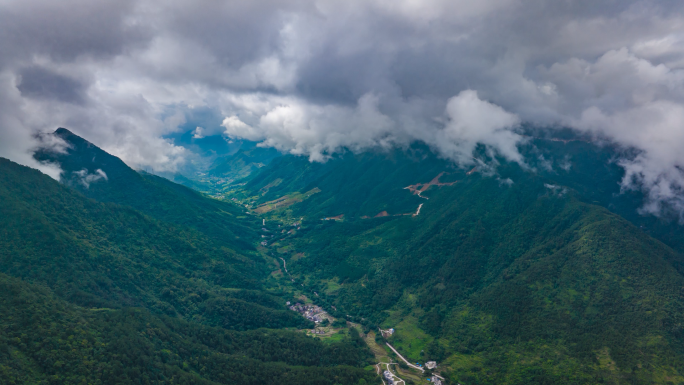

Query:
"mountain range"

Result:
[[2, 128, 684, 384]]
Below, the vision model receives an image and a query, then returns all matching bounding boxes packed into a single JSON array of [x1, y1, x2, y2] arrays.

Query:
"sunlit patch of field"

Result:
[[364, 331, 389, 359], [277, 245, 294, 253], [382, 310, 434, 364], [324, 278, 342, 294], [395, 365, 424, 383], [321, 329, 348, 343], [254, 188, 320, 213], [270, 269, 283, 278]]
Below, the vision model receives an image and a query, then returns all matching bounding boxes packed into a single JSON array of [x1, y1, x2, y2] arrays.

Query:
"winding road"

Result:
[[279, 257, 288, 273], [413, 203, 423, 217], [279, 257, 294, 282], [375, 362, 405, 385], [385, 342, 424, 372]]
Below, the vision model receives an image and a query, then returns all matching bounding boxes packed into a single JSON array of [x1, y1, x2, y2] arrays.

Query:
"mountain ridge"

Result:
[[227, 144, 684, 384], [8, 127, 684, 384], [35, 128, 258, 251]]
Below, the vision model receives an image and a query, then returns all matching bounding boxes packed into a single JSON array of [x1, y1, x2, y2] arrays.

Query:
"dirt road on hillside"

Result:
[[385, 342, 424, 372]]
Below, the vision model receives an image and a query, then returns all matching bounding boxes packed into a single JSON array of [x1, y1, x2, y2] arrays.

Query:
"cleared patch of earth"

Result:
[[322, 214, 344, 221], [404, 172, 459, 199]]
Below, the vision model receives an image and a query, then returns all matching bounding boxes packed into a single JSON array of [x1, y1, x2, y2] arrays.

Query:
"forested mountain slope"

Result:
[[522, 137, 684, 254], [34, 128, 257, 251], [10, 126, 684, 384], [0, 273, 375, 384], [242, 137, 684, 255], [240, 145, 455, 219], [0, 157, 304, 327], [237, 147, 684, 384], [208, 144, 281, 180], [0, 157, 376, 384]]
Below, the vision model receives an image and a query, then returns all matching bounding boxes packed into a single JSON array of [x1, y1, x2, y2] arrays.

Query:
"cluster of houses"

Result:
[[259, 220, 302, 247], [383, 370, 395, 385], [385, 365, 442, 385], [289, 303, 325, 323]]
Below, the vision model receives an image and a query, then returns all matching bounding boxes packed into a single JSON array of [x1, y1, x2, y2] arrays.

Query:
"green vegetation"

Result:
[[209, 145, 281, 180], [12, 126, 684, 384], [254, 187, 321, 214], [0, 157, 291, 326], [242, 146, 453, 219], [34, 128, 258, 251], [235, 143, 684, 384], [0, 273, 375, 384], [0, 154, 375, 384], [385, 312, 434, 363]]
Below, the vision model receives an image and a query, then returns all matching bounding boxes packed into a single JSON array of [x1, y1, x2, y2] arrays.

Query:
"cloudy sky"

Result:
[[1, 0, 684, 214]]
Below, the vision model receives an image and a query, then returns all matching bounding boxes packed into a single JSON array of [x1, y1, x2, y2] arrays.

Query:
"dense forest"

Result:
[[9, 127, 684, 384], [240, 146, 452, 220], [0, 155, 376, 384], [238, 140, 684, 384], [208, 145, 281, 180], [0, 273, 374, 384], [34, 128, 258, 252]]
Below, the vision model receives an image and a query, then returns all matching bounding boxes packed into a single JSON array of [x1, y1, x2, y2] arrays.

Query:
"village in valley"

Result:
[[287, 302, 336, 335], [234, 183, 452, 384], [286, 299, 448, 385]]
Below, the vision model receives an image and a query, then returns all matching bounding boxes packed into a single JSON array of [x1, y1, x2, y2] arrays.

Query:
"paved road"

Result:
[[413, 203, 423, 216], [279, 257, 295, 282], [385, 342, 424, 372], [375, 362, 405, 385]]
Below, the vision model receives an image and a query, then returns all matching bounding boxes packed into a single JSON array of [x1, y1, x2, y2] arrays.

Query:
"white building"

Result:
[[383, 370, 394, 385]]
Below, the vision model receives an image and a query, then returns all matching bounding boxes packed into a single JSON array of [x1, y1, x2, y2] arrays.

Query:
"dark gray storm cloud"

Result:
[[17, 66, 87, 104], [1, 0, 684, 215]]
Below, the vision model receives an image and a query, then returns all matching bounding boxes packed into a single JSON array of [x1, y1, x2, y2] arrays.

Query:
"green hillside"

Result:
[[240, 145, 456, 220], [520, 137, 684, 255], [0, 273, 375, 385], [34, 128, 257, 251], [0, 157, 303, 327], [208, 145, 281, 180], [236, 148, 684, 384], [0, 157, 377, 384], [10, 126, 684, 384]]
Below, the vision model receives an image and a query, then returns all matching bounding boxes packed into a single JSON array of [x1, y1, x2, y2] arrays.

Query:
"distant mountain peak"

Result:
[[52, 127, 96, 148]]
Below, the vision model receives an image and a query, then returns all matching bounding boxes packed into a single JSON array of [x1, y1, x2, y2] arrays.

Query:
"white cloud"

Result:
[[222, 116, 262, 142], [1, 0, 684, 216], [544, 46, 684, 217], [221, 90, 522, 166], [73, 168, 108, 188], [431, 90, 522, 166], [192, 126, 204, 139], [576, 101, 684, 217], [223, 93, 396, 162], [0, 71, 63, 179]]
